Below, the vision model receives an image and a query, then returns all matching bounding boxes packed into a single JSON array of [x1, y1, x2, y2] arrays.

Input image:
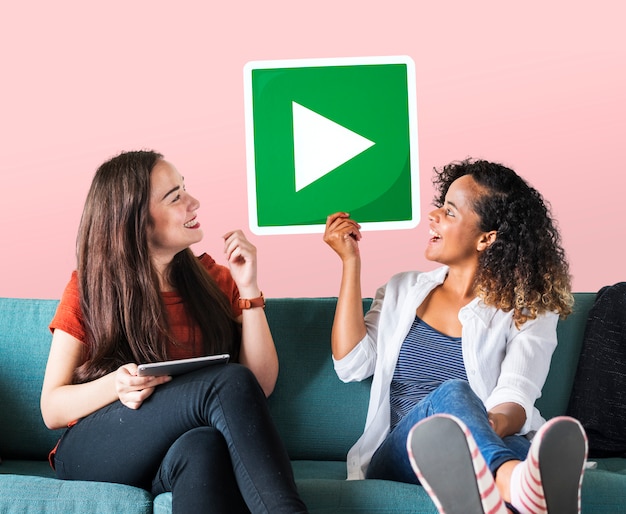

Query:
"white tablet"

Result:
[[137, 354, 230, 377]]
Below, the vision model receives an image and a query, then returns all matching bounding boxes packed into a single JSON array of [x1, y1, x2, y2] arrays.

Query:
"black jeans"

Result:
[[53, 364, 307, 514]]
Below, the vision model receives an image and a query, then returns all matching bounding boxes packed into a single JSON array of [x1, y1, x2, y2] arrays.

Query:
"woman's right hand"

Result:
[[115, 364, 172, 410], [323, 213, 367, 359], [323, 212, 362, 261]]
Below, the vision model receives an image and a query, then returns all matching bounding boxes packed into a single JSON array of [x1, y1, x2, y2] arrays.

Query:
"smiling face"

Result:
[[147, 159, 203, 270], [425, 175, 495, 268]]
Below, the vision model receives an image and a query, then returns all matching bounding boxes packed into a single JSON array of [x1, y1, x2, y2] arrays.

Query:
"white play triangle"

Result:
[[292, 102, 375, 192]]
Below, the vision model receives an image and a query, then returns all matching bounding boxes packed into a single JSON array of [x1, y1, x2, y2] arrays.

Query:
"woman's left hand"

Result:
[[223, 230, 259, 296], [223, 229, 277, 396], [488, 403, 526, 438]]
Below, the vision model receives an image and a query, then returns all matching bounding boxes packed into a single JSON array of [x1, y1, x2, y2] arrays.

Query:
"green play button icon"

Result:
[[244, 56, 419, 235]]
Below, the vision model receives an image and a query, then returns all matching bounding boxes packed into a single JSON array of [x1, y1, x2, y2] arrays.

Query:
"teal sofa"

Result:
[[1, 294, 625, 513]]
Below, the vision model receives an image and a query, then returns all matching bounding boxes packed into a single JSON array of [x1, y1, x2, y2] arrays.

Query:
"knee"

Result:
[[223, 363, 261, 389], [214, 363, 264, 401], [427, 380, 485, 419], [436, 379, 476, 402], [174, 427, 226, 454], [160, 428, 231, 484]]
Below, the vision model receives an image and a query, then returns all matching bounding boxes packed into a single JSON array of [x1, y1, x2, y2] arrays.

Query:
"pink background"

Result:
[[1, 1, 624, 300]]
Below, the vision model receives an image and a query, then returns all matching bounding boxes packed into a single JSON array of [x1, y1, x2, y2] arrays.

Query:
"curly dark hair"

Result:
[[432, 158, 573, 326]]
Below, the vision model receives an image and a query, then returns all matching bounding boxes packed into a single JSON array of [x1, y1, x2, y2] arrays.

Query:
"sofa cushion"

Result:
[[0, 474, 153, 514], [581, 468, 626, 512], [153, 460, 440, 514], [294, 477, 437, 514]]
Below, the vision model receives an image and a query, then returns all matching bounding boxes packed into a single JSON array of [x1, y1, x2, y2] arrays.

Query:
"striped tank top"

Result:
[[389, 316, 467, 430]]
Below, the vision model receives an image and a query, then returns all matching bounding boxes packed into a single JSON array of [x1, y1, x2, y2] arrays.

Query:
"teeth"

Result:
[[429, 229, 441, 239], [184, 219, 198, 228]]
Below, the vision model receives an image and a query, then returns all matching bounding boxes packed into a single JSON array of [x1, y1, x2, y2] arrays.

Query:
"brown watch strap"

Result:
[[238, 292, 265, 309]]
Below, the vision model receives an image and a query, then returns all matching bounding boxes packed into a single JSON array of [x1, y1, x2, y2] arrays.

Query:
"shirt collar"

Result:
[[415, 266, 497, 328]]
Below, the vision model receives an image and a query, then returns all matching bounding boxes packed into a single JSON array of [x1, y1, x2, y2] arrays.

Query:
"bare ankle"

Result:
[[495, 459, 521, 503]]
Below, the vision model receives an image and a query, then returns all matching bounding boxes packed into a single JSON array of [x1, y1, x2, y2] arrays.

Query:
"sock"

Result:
[[509, 458, 546, 514], [461, 422, 508, 514]]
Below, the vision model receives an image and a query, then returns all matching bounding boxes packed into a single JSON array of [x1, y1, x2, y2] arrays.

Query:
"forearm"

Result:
[[41, 372, 118, 430], [331, 257, 367, 360], [238, 308, 279, 397]]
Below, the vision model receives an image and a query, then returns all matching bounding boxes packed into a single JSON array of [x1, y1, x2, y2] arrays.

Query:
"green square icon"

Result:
[[243, 56, 419, 235]]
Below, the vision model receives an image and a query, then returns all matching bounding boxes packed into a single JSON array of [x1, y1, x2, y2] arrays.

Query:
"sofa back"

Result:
[[265, 298, 373, 461], [266, 294, 597, 461], [0, 298, 61, 460], [536, 292, 595, 418], [0, 293, 595, 463]]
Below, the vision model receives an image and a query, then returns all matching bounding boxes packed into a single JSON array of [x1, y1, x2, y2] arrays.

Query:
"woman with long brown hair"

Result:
[[41, 150, 307, 513]]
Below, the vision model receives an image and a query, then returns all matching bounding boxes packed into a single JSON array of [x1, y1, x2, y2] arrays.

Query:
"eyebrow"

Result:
[[161, 185, 181, 201]]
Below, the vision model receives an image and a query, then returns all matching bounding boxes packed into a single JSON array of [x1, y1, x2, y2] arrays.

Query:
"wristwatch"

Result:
[[238, 292, 265, 309]]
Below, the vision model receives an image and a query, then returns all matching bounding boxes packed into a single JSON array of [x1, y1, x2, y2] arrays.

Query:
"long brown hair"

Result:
[[74, 150, 239, 383]]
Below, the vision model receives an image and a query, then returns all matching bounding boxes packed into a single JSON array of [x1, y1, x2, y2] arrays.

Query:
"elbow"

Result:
[[44, 419, 63, 431], [40, 408, 61, 431], [42, 413, 72, 431], [262, 383, 275, 398], [263, 367, 278, 398], [40, 397, 66, 431], [40, 398, 53, 429], [260, 364, 278, 398]]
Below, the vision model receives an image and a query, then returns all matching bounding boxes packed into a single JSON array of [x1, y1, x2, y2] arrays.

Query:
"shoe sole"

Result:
[[408, 415, 489, 514], [536, 417, 587, 513]]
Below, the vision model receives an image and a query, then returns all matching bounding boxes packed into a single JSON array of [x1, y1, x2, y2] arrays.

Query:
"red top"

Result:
[[49, 253, 241, 360]]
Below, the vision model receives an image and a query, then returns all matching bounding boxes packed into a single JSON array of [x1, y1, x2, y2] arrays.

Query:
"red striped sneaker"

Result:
[[407, 414, 507, 514], [510, 416, 587, 514]]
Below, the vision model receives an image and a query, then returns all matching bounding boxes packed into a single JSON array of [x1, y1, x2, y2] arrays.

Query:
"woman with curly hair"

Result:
[[323, 159, 587, 514]]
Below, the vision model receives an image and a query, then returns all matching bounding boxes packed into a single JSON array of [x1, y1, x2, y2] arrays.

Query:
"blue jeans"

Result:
[[53, 364, 307, 514], [366, 379, 531, 484]]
